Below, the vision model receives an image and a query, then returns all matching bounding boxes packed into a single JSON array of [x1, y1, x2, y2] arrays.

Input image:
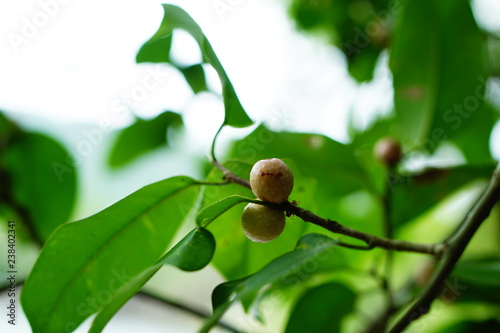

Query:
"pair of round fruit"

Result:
[[241, 158, 294, 243]]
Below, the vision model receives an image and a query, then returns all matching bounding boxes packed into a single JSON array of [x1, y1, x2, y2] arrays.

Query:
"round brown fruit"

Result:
[[374, 137, 402, 168], [241, 203, 285, 243], [249, 158, 294, 203]]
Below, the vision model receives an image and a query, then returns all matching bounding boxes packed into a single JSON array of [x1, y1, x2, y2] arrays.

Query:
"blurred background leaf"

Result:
[[391, 165, 495, 227], [4, 131, 77, 242], [90, 227, 215, 333], [289, 0, 390, 82], [108, 111, 182, 168], [285, 282, 356, 333], [390, 0, 488, 152]]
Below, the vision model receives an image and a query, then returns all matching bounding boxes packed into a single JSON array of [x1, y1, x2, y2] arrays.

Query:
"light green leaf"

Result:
[[137, 4, 253, 128], [108, 111, 182, 168], [89, 227, 215, 333], [285, 283, 356, 333], [390, 0, 488, 150], [201, 233, 339, 332], [5, 132, 77, 241], [21, 176, 199, 333], [196, 195, 253, 228]]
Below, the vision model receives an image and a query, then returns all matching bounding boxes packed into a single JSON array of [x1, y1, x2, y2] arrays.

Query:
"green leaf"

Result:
[[5, 132, 77, 241], [285, 283, 356, 333], [180, 63, 208, 94], [196, 195, 252, 228], [21, 176, 199, 333], [454, 258, 500, 287], [137, 4, 253, 128], [89, 227, 215, 333], [446, 258, 500, 305], [201, 233, 339, 332], [390, 0, 488, 150], [108, 111, 182, 168], [441, 319, 500, 333]]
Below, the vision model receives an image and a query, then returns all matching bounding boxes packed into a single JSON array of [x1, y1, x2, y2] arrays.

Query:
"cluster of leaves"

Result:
[[0, 1, 497, 333]]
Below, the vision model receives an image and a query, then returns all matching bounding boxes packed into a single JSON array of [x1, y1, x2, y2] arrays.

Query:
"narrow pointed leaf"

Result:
[[201, 233, 339, 332], [137, 4, 253, 128]]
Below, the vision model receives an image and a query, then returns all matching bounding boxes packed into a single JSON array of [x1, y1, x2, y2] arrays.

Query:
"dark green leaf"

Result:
[[201, 233, 339, 332], [137, 4, 253, 128], [21, 176, 199, 333], [390, 0, 488, 151], [391, 165, 495, 226], [89, 227, 215, 333], [447, 258, 500, 305], [158, 227, 215, 271], [180, 63, 208, 94], [440, 319, 500, 333], [5, 132, 77, 241], [108, 111, 182, 168], [454, 258, 500, 287], [285, 283, 356, 333]]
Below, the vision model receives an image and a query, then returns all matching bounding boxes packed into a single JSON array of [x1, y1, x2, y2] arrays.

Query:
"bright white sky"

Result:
[[1, 0, 500, 332]]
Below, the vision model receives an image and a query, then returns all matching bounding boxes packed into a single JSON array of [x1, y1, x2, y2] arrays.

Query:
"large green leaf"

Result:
[[448, 258, 500, 305], [391, 165, 495, 226], [285, 283, 356, 333], [108, 111, 182, 168], [5, 132, 77, 241], [390, 0, 488, 150], [137, 4, 253, 128], [89, 227, 215, 333], [201, 233, 340, 332], [21, 176, 199, 333]]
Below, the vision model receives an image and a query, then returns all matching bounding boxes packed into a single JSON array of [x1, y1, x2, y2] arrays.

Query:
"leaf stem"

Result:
[[388, 163, 500, 332]]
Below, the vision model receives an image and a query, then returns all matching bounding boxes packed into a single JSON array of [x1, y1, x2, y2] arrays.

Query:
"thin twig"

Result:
[[138, 290, 241, 333], [388, 163, 500, 333], [211, 161, 446, 257]]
